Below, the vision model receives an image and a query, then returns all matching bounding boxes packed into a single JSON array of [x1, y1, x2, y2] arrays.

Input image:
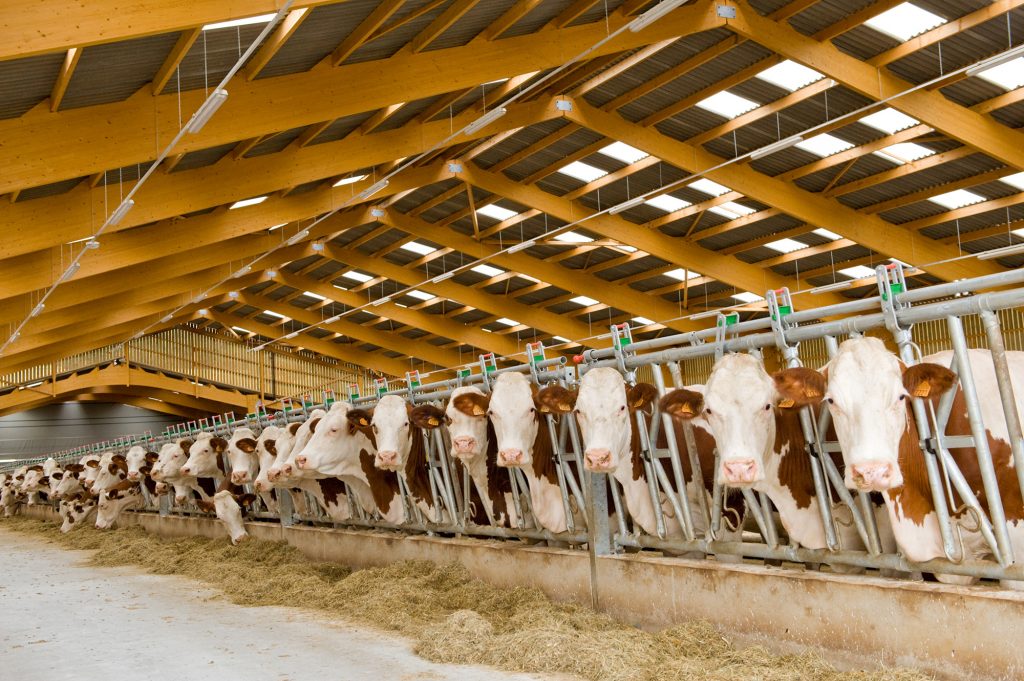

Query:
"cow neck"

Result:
[[530, 414, 559, 484], [402, 424, 435, 504], [196, 477, 218, 497], [773, 408, 816, 510], [316, 477, 348, 508], [359, 448, 400, 514], [627, 411, 647, 483], [462, 418, 510, 522]]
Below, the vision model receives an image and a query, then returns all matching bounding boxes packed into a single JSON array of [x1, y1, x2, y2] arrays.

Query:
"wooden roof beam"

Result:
[[245, 7, 312, 79], [49, 48, 81, 112]]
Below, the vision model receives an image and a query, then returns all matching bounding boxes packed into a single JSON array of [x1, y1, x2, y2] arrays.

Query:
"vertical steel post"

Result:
[[980, 310, 1024, 506]]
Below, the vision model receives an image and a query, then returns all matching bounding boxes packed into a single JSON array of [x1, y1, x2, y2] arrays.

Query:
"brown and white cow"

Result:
[[60, 492, 97, 533], [410, 387, 519, 528], [659, 353, 897, 563], [150, 437, 218, 505], [780, 337, 1024, 586]]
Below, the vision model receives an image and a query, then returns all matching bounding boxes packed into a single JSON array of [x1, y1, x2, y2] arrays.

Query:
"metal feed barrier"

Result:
[[9, 263, 1024, 583]]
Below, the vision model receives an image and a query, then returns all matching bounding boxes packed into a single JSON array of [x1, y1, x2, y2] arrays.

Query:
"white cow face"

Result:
[[266, 423, 300, 484], [60, 494, 96, 533], [445, 387, 490, 461], [253, 426, 282, 492], [124, 446, 157, 481], [96, 485, 143, 529], [213, 491, 251, 545], [180, 436, 229, 478], [806, 337, 955, 492], [489, 373, 542, 468], [296, 403, 372, 477], [54, 464, 85, 499], [280, 409, 326, 481], [150, 440, 193, 481], [222, 428, 259, 484], [368, 396, 413, 471], [571, 369, 659, 474], [92, 452, 130, 493]]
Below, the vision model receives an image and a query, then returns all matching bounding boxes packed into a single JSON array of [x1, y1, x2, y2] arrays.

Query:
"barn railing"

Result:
[[14, 264, 1024, 585]]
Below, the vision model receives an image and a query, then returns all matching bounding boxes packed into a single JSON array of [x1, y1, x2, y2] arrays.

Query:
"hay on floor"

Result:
[[1, 517, 933, 681]]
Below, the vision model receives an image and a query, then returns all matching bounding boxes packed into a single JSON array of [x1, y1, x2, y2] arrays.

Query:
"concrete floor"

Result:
[[0, 528, 555, 681]]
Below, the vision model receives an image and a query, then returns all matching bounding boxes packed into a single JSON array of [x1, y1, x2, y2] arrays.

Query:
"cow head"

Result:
[[569, 368, 658, 473], [441, 387, 490, 461], [54, 463, 85, 499], [266, 422, 301, 483], [252, 426, 281, 492], [813, 337, 956, 492], [295, 403, 374, 477], [96, 483, 143, 529], [223, 428, 259, 484], [270, 410, 326, 483], [368, 396, 415, 471], [124, 445, 157, 481], [60, 493, 97, 533], [91, 452, 130, 493], [213, 490, 256, 545], [149, 440, 193, 481], [180, 436, 228, 478], [488, 372, 546, 468]]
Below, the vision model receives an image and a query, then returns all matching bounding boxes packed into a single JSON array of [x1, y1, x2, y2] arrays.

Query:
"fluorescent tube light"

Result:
[[284, 331, 300, 339], [608, 196, 646, 214], [810, 281, 854, 294], [30, 303, 45, 317], [232, 266, 251, 278], [161, 314, 173, 323], [508, 240, 536, 253], [355, 179, 389, 200], [286, 229, 310, 245], [464, 107, 507, 134], [689, 309, 723, 320], [109, 199, 135, 226], [432, 272, 455, 283], [58, 262, 81, 283], [750, 135, 804, 160], [372, 296, 392, 306], [966, 44, 1024, 77], [977, 243, 1024, 260], [628, 0, 690, 32], [324, 316, 342, 324], [186, 88, 228, 134]]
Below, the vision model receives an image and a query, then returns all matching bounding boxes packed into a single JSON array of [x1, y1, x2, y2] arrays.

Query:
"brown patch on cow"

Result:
[[626, 383, 658, 412], [85, 459, 99, 469], [347, 408, 373, 430], [288, 422, 302, 436], [773, 367, 826, 408], [235, 493, 257, 509], [902, 363, 956, 403], [410, 404, 445, 430], [209, 437, 228, 453], [308, 418, 321, 434], [110, 456, 128, 473], [358, 449, 400, 514], [317, 478, 347, 508], [197, 477, 218, 497], [196, 499, 216, 513], [264, 439, 278, 456], [27, 465, 43, 472], [65, 463, 85, 474], [235, 438, 258, 454], [659, 389, 704, 419], [145, 451, 159, 464], [403, 422, 436, 508], [773, 409, 821, 510], [453, 392, 489, 417], [51, 471, 63, 480], [179, 440, 194, 455], [535, 385, 577, 414], [530, 413, 560, 486]]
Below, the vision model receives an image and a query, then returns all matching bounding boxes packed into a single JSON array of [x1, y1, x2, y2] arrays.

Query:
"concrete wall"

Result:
[[0, 402, 179, 460], [24, 506, 1024, 680]]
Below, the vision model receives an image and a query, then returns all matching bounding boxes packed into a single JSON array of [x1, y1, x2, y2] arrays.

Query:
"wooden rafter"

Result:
[[49, 47, 81, 112], [151, 28, 201, 94], [245, 7, 312, 79]]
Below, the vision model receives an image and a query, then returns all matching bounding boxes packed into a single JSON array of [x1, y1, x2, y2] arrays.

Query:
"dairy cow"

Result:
[[60, 492, 97, 532], [779, 337, 1024, 586]]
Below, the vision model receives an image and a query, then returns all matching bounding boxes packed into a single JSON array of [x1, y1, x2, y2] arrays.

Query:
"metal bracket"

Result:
[[716, 4, 737, 18], [555, 99, 573, 111]]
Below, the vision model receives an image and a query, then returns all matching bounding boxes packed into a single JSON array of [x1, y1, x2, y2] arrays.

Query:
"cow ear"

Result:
[[139, 465, 152, 476], [410, 405, 445, 429], [902, 363, 957, 402], [108, 463, 120, 475], [236, 493, 257, 508], [66, 464, 84, 473], [145, 452, 159, 463], [264, 440, 277, 456], [209, 437, 227, 453], [535, 385, 577, 414], [85, 459, 99, 469], [236, 438, 258, 453], [347, 409, 373, 429], [659, 389, 704, 420], [308, 418, 321, 434], [112, 454, 126, 465], [773, 367, 827, 408], [51, 471, 63, 480], [288, 423, 302, 436], [452, 393, 489, 418], [179, 440, 194, 453], [627, 383, 659, 412], [39, 475, 49, 485]]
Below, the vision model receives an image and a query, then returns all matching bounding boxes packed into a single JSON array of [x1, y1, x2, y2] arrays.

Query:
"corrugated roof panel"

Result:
[[344, 0, 449, 64], [244, 126, 306, 157], [424, 1, 516, 52], [371, 96, 438, 133], [990, 99, 1024, 129], [257, 1, 382, 79], [785, 0, 880, 40], [0, 52, 64, 119], [473, 118, 573, 169], [61, 33, 180, 110], [305, 111, 376, 145], [498, 0, 575, 38], [15, 177, 82, 202], [502, 127, 605, 182], [567, 0, 627, 27], [171, 142, 236, 172], [161, 24, 269, 94]]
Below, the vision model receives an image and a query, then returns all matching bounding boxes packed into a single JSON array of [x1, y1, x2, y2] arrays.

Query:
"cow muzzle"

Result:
[[849, 462, 900, 491], [584, 448, 614, 472], [179, 466, 192, 476], [497, 449, 524, 467], [720, 459, 760, 485], [376, 451, 400, 469], [231, 471, 250, 484], [452, 436, 477, 457], [295, 456, 308, 470], [127, 472, 141, 481]]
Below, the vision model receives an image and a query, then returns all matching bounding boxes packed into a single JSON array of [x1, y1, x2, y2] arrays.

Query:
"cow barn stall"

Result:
[[3, 0, 1024, 680]]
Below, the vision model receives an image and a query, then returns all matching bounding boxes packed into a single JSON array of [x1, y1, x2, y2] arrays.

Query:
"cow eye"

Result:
[[825, 397, 835, 405], [898, 394, 907, 402], [529, 407, 535, 414], [764, 404, 771, 411], [704, 408, 712, 416], [619, 405, 626, 412]]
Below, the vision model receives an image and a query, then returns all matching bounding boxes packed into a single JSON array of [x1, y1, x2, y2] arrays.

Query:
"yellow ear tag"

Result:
[[472, 405, 485, 416], [359, 418, 369, 426], [558, 402, 572, 412], [778, 398, 795, 409], [914, 380, 931, 398], [804, 388, 822, 399], [428, 417, 439, 426]]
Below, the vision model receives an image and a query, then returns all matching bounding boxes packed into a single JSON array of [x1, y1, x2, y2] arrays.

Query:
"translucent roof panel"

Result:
[[632, 316, 655, 325], [813, 228, 842, 240], [695, 90, 759, 119], [401, 241, 437, 255], [262, 309, 285, 319], [230, 196, 268, 209], [929, 189, 985, 210], [496, 318, 520, 326], [471, 264, 504, 277], [688, 178, 731, 196], [645, 194, 692, 212], [755, 60, 824, 92], [1000, 172, 1024, 191], [864, 3, 946, 42], [553, 231, 594, 243], [708, 201, 757, 219], [875, 142, 935, 164], [302, 291, 326, 301], [477, 204, 518, 221], [334, 174, 368, 187], [406, 290, 434, 301], [341, 270, 373, 283], [795, 133, 854, 157], [974, 58, 1024, 91], [858, 108, 919, 134], [839, 265, 877, 279], [764, 238, 807, 253], [204, 14, 275, 31], [599, 142, 649, 164], [665, 268, 702, 281], [558, 161, 607, 182], [570, 295, 599, 306], [732, 292, 765, 303]]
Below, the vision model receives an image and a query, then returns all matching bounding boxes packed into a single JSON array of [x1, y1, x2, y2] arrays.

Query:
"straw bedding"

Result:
[[1, 517, 932, 681]]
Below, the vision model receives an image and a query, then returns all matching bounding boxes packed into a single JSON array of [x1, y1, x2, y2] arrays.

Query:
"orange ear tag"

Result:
[[778, 398, 795, 409], [913, 380, 931, 398]]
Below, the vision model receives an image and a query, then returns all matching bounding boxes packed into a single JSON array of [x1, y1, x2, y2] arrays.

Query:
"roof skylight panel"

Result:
[[795, 133, 854, 157], [558, 161, 607, 182], [1000, 172, 1024, 191], [203, 14, 275, 31], [858, 108, 919, 134], [302, 291, 327, 301], [599, 142, 649, 164], [632, 316, 655, 325], [709, 201, 757, 219], [732, 292, 764, 303], [665, 268, 702, 281], [477, 204, 518, 221], [864, 3, 946, 42], [813, 228, 842, 240], [688, 178, 731, 196], [755, 60, 824, 92], [262, 310, 285, 319], [570, 295, 599, 306], [645, 194, 692, 212], [406, 290, 434, 301], [333, 174, 368, 187], [471, 264, 504, 277], [695, 91, 759, 119], [839, 265, 877, 279], [930, 189, 985, 210], [875, 142, 935, 164], [400, 241, 437, 255], [973, 58, 1024, 91], [764, 238, 807, 254], [230, 196, 268, 209], [496, 318, 520, 327], [341, 270, 373, 283], [553, 231, 594, 243]]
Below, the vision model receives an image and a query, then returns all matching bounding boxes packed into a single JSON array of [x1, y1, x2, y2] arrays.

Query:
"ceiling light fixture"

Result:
[[750, 135, 804, 160], [608, 196, 646, 214], [966, 44, 1024, 76], [628, 0, 691, 32], [108, 199, 135, 226], [355, 179, 389, 200], [810, 281, 855, 294], [186, 88, 229, 134], [463, 107, 507, 134], [977, 243, 1024, 260]]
